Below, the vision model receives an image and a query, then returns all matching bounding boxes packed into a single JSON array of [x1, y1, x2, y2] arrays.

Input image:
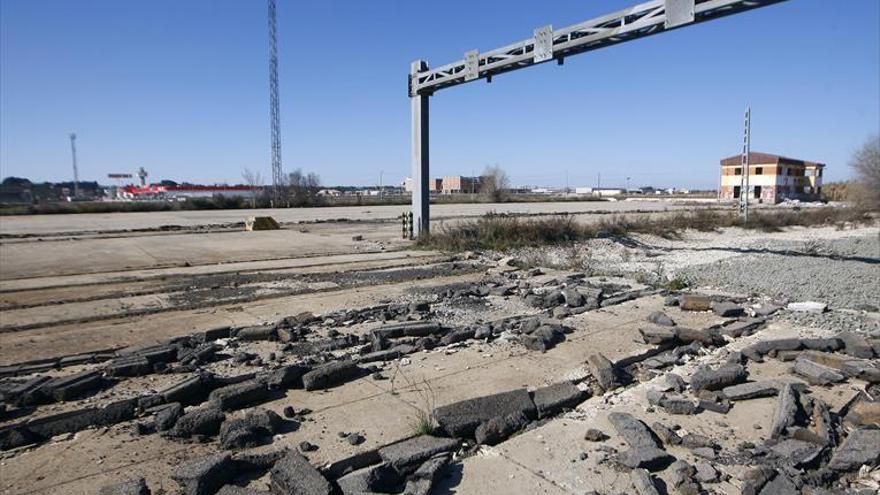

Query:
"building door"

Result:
[[733, 186, 741, 199], [754, 186, 762, 199]]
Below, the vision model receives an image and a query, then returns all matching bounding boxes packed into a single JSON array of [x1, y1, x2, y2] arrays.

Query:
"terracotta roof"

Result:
[[720, 152, 825, 167]]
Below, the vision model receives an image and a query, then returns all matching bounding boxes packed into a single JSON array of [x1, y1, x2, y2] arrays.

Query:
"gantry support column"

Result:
[[410, 60, 430, 237]]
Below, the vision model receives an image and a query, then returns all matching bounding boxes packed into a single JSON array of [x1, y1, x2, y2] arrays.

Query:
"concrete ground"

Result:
[[0, 200, 713, 236], [1, 206, 876, 495], [0, 293, 723, 495]]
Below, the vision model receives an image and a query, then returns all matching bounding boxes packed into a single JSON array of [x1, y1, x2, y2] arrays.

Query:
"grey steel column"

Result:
[[411, 60, 430, 236]]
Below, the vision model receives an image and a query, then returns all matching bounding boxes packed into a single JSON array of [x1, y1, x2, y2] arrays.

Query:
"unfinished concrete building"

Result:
[[719, 152, 825, 203]]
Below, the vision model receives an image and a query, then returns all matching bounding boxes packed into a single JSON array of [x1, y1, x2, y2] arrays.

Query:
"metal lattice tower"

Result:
[[268, 0, 283, 203], [69, 133, 80, 198], [408, 0, 790, 236]]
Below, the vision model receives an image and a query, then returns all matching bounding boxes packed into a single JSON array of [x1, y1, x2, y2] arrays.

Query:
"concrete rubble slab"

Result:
[[532, 381, 589, 418], [270, 451, 332, 495], [209, 380, 270, 410], [97, 478, 151, 495], [792, 356, 846, 385], [433, 388, 536, 438], [302, 361, 362, 391], [827, 428, 880, 472], [402, 453, 449, 495], [377, 435, 459, 473], [689, 364, 746, 392], [787, 301, 827, 314], [172, 453, 234, 495]]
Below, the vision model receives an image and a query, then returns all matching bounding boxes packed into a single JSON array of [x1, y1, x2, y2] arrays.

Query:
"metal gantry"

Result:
[[268, 0, 283, 204], [408, 0, 789, 236]]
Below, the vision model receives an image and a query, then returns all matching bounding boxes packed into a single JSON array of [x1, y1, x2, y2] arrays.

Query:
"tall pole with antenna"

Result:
[[268, 0, 283, 205], [69, 133, 80, 198]]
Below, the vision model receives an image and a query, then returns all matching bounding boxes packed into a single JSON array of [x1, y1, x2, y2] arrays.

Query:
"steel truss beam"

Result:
[[410, 0, 787, 97]]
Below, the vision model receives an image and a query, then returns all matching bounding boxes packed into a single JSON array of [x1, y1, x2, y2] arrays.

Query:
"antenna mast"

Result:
[[268, 0, 283, 205], [69, 133, 80, 198]]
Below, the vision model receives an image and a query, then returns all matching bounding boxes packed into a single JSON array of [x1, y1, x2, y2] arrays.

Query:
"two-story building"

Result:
[[719, 152, 825, 204]]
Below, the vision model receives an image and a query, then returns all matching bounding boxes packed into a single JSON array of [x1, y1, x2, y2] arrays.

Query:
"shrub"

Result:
[[417, 208, 872, 252], [851, 135, 880, 211]]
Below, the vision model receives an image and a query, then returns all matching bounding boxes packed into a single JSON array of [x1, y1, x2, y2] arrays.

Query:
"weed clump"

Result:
[[661, 277, 688, 291], [416, 208, 872, 252]]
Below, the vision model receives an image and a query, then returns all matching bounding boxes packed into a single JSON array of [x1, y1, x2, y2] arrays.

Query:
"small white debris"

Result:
[[787, 301, 828, 314]]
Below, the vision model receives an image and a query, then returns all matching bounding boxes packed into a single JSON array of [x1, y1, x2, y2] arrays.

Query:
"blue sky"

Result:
[[1, 0, 878, 190]]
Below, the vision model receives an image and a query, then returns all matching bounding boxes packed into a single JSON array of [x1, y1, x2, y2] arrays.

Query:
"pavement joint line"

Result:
[[0, 250, 440, 292], [0, 269, 483, 334], [0, 272, 486, 363], [10, 443, 198, 495], [0, 245, 420, 284], [0, 256, 449, 310], [492, 448, 580, 494]]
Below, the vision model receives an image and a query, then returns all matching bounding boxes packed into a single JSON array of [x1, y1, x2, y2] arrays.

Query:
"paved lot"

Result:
[[0, 200, 714, 235]]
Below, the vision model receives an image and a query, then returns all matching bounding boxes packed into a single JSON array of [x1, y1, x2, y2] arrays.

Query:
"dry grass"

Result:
[[416, 208, 872, 252], [388, 364, 437, 437]]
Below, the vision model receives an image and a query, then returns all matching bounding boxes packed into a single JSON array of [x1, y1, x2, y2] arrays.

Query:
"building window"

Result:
[[755, 167, 763, 175], [734, 167, 742, 175]]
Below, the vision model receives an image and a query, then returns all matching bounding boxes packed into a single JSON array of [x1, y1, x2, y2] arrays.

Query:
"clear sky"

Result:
[[1, 0, 878, 190]]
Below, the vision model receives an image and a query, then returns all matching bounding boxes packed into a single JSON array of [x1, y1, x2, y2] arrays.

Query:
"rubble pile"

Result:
[[1, 258, 878, 494], [599, 324, 880, 494]]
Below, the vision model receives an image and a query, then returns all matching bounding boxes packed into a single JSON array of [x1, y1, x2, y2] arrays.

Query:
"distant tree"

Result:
[[286, 169, 322, 207], [2, 177, 32, 187], [851, 134, 880, 211], [159, 179, 179, 186], [820, 182, 851, 202], [481, 165, 510, 202], [241, 168, 264, 208]]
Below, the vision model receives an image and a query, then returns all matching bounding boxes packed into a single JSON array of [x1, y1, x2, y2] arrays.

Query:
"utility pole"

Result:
[[268, 0, 283, 205], [565, 170, 569, 195], [69, 133, 80, 198], [739, 107, 751, 221]]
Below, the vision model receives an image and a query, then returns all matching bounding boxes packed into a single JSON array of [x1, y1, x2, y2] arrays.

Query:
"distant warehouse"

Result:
[[403, 175, 482, 194], [719, 152, 824, 204]]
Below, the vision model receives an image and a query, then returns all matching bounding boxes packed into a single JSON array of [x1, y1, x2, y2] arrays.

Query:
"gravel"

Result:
[[680, 234, 878, 309], [776, 309, 880, 336], [506, 224, 877, 283], [678, 234, 879, 334], [501, 224, 880, 334]]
